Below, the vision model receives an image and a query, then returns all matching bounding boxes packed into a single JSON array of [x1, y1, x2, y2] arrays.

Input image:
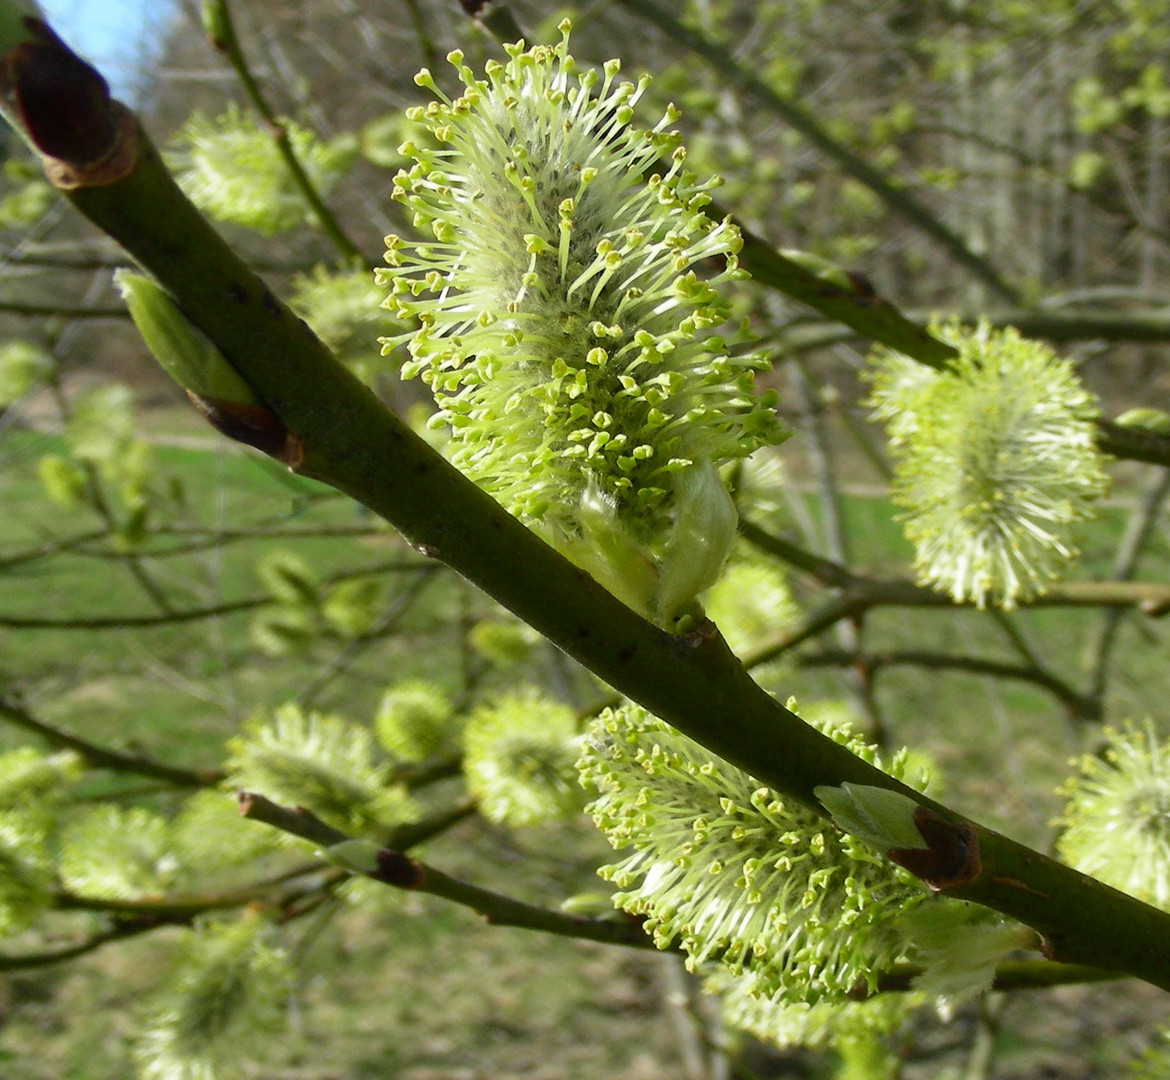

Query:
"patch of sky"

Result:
[[37, 0, 178, 103]]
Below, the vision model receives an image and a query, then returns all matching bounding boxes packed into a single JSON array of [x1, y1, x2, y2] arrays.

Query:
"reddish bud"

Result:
[[3, 20, 116, 164], [888, 806, 981, 890], [186, 393, 304, 468], [374, 849, 426, 889]]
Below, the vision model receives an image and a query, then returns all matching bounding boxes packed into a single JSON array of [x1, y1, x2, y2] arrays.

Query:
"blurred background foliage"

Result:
[[2, 1, 1170, 1077]]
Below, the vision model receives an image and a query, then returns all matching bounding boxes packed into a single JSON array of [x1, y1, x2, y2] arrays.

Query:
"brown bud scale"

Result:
[[888, 805, 981, 890], [187, 392, 304, 468]]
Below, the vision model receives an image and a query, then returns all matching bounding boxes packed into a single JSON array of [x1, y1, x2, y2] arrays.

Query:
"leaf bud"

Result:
[[116, 270, 258, 405]]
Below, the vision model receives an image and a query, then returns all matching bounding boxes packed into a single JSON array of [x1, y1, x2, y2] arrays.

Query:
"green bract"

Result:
[[578, 704, 929, 1002], [379, 22, 786, 626], [868, 321, 1108, 609], [816, 782, 928, 854], [117, 271, 259, 405], [894, 901, 1035, 1014]]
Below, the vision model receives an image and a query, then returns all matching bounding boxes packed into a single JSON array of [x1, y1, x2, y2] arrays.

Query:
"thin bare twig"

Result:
[[239, 792, 655, 949], [789, 356, 885, 742], [202, 0, 370, 267], [0, 556, 419, 629], [800, 648, 1100, 722], [0, 301, 127, 318], [1088, 467, 1170, 705], [294, 567, 441, 706], [0, 918, 164, 971], [0, 696, 217, 787]]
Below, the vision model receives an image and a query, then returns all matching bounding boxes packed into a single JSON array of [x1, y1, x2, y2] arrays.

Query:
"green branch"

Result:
[[53, 856, 339, 916], [741, 595, 861, 667], [728, 237, 1170, 468], [0, 595, 268, 629], [75, 533, 410, 561], [858, 577, 1170, 612], [1095, 419, 1170, 469], [0, 529, 107, 571], [34, 805, 483, 971], [241, 792, 669, 950], [1, 242, 310, 272], [723, 239, 1170, 473], [874, 960, 1123, 995], [14, 25, 1170, 994], [245, 794, 1130, 992], [386, 797, 477, 846], [963, 306, 1170, 344], [738, 520, 855, 588], [763, 304, 1170, 354]]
